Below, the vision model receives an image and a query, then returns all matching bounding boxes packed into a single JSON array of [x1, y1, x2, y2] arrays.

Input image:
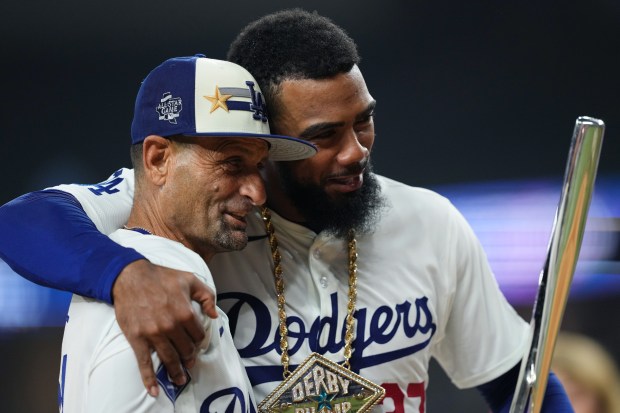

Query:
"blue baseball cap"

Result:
[[131, 55, 317, 161]]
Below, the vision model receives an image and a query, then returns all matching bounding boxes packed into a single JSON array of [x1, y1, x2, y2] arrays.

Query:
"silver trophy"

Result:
[[510, 116, 605, 413]]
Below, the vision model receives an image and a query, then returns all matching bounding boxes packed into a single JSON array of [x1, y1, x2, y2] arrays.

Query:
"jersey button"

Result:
[[320, 276, 328, 288], [313, 248, 321, 259]]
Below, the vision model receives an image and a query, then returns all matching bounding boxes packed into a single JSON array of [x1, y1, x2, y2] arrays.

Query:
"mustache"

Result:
[[224, 197, 256, 217], [325, 158, 369, 180]]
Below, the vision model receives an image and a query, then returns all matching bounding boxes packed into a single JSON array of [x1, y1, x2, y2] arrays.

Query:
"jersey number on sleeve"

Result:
[[87, 169, 124, 196]]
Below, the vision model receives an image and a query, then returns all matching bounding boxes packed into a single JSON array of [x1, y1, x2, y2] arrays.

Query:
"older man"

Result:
[[56, 55, 315, 412]]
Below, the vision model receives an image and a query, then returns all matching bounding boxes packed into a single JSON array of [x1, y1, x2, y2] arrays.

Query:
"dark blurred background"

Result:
[[1, 1, 619, 412]]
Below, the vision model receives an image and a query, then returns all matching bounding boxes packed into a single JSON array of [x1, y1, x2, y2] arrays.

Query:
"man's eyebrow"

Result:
[[299, 101, 377, 139], [299, 121, 345, 139], [355, 101, 377, 121]]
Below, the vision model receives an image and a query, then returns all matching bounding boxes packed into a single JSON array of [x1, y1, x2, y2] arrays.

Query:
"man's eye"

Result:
[[308, 130, 336, 141], [223, 159, 243, 171]]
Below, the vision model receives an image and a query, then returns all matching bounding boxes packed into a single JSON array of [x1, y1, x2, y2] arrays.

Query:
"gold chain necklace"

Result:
[[258, 206, 384, 413], [260, 206, 358, 376]]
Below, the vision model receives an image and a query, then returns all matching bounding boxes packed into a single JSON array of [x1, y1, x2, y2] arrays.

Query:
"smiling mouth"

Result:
[[225, 212, 248, 228], [327, 173, 364, 193]]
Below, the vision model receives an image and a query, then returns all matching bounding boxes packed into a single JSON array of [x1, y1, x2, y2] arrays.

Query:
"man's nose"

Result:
[[337, 128, 369, 166], [240, 172, 267, 206]]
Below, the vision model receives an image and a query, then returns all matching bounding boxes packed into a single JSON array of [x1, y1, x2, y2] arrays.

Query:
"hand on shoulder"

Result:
[[112, 259, 217, 396]]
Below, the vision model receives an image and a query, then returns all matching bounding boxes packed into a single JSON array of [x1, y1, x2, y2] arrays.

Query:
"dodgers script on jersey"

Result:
[[59, 227, 256, 413], [53, 169, 529, 413]]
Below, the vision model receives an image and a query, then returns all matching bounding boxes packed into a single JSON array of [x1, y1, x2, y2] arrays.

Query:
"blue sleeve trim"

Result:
[[477, 364, 573, 413], [0, 189, 144, 303]]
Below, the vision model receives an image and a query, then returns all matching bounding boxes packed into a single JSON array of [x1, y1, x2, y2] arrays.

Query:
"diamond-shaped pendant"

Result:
[[259, 353, 385, 413]]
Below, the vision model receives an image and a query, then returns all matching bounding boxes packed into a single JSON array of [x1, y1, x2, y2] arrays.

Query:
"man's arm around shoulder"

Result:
[[0, 189, 142, 301]]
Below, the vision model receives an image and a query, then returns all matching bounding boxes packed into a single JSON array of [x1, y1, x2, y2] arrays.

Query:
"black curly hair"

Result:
[[227, 9, 360, 125]]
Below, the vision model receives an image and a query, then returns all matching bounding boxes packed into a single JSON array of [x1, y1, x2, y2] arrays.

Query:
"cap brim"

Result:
[[181, 132, 317, 161]]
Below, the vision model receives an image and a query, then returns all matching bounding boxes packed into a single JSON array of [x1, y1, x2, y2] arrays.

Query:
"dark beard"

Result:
[[276, 161, 386, 238]]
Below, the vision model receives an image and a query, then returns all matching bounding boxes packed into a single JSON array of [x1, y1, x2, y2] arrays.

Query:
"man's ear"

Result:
[[142, 135, 171, 186]]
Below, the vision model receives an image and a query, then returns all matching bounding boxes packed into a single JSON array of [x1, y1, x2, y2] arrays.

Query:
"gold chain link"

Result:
[[343, 229, 357, 370], [260, 206, 358, 378]]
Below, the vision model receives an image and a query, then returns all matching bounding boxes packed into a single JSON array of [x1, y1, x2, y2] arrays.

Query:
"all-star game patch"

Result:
[[157, 92, 182, 124], [258, 353, 385, 413]]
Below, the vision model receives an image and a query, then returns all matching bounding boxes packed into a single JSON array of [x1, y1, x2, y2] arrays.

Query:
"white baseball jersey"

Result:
[[54, 168, 529, 413], [59, 228, 256, 413]]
